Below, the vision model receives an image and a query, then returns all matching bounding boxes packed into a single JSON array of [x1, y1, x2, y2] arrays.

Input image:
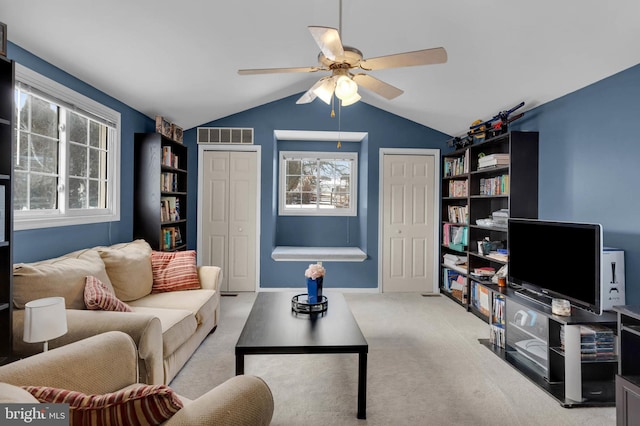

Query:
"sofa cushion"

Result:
[[0, 383, 40, 403], [128, 289, 217, 327], [151, 250, 201, 293], [84, 276, 132, 312], [13, 249, 113, 310], [23, 384, 183, 425], [98, 240, 153, 302], [130, 307, 197, 356]]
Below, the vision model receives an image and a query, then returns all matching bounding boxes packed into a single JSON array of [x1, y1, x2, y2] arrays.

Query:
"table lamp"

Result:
[[23, 296, 68, 352]]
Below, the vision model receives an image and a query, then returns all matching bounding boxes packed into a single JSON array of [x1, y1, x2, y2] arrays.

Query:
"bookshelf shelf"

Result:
[[134, 133, 188, 251]]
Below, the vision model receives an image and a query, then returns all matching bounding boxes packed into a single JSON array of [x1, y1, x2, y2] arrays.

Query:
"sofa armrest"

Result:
[[197, 266, 222, 291], [0, 331, 138, 395], [13, 309, 164, 385], [165, 375, 274, 426]]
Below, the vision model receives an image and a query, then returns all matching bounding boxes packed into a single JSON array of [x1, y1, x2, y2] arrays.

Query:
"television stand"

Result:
[[515, 288, 552, 306]]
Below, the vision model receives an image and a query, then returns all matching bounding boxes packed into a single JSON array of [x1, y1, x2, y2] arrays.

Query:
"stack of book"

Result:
[[448, 179, 468, 197], [478, 153, 509, 169], [560, 324, 616, 361], [443, 253, 467, 271]]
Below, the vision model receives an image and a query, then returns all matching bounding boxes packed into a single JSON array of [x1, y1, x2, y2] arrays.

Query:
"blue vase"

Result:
[[306, 277, 324, 304]]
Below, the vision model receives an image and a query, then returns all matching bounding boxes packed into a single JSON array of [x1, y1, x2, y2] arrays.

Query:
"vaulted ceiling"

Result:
[[2, 0, 639, 136]]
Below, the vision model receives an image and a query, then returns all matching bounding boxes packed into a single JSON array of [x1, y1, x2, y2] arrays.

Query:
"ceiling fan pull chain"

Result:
[[337, 98, 342, 149]]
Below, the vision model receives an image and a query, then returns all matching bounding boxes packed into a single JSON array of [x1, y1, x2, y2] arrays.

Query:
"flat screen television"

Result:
[[508, 218, 603, 314]]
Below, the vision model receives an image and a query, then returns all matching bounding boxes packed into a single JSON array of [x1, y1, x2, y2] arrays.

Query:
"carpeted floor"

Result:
[[169, 292, 616, 425]]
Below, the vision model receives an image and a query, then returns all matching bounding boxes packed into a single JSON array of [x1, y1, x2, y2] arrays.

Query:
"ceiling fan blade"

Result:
[[359, 47, 447, 71], [308, 26, 344, 60], [238, 66, 321, 75], [352, 73, 404, 100]]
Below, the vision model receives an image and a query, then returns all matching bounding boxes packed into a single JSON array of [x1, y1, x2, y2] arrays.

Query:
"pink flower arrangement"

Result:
[[304, 263, 325, 280]]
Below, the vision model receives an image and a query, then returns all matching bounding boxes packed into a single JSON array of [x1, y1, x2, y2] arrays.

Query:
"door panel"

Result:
[[382, 154, 435, 292], [201, 150, 258, 292]]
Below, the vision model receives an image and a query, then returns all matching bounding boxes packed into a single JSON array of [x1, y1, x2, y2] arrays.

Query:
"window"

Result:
[[279, 151, 357, 216], [13, 64, 120, 230]]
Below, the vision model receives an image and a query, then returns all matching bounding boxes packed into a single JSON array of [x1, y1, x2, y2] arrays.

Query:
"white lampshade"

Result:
[[340, 92, 361, 107], [313, 77, 337, 105], [334, 75, 358, 101], [24, 297, 68, 351]]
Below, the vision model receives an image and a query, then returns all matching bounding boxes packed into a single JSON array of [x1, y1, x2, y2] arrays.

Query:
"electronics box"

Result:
[[602, 248, 625, 311]]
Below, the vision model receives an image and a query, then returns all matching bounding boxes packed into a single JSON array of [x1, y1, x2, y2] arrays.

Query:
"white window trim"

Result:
[[279, 150, 358, 217], [14, 64, 121, 231]]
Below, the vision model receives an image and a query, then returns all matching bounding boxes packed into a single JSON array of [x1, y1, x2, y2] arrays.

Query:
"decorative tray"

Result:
[[291, 294, 328, 315]]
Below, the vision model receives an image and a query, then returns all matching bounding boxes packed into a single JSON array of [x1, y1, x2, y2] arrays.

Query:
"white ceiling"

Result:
[[2, 0, 639, 136]]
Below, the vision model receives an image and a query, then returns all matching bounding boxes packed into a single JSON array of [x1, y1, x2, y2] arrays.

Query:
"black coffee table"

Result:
[[235, 291, 369, 419]]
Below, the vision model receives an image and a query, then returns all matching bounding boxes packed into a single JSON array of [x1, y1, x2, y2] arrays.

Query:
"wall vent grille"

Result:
[[197, 127, 254, 144]]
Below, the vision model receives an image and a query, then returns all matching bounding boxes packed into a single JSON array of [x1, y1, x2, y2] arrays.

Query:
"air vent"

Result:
[[197, 127, 254, 144]]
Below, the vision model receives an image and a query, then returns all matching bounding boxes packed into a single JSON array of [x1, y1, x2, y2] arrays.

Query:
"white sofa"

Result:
[[12, 240, 221, 385]]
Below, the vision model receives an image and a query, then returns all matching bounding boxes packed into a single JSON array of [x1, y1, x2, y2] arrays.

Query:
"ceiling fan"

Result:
[[238, 1, 447, 106]]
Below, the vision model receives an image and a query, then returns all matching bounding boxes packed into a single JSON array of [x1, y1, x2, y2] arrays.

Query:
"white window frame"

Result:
[[279, 151, 357, 216], [14, 64, 121, 230]]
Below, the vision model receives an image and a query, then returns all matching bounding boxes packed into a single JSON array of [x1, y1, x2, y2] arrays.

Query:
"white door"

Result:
[[381, 153, 437, 293], [201, 151, 258, 292]]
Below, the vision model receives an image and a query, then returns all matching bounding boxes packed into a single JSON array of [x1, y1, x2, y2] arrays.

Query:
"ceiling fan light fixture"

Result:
[[334, 75, 358, 100], [340, 92, 361, 106]]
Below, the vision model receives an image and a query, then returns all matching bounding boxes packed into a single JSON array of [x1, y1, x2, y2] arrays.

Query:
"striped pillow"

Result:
[[84, 276, 132, 312], [22, 384, 183, 425], [150, 250, 201, 293]]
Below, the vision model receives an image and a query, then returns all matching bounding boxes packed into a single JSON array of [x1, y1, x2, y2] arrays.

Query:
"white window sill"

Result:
[[271, 246, 367, 262]]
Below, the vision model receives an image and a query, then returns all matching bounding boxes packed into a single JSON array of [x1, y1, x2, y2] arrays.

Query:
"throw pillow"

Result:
[[22, 384, 183, 426], [13, 249, 114, 310], [97, 240, 153, 301], [84, 276, 132, 312], [150, 250, 201, 293]]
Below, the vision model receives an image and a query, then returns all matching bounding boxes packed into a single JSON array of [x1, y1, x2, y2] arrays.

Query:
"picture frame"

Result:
[[173, 125, 183, 143], [0, 22, 7, 58]]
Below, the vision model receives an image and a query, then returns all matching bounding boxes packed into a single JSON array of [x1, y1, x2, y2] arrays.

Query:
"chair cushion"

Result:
[[98, 240, 153, 302], [130, 307, 197, 356], [150, 250, 201, 293], [22, 384, 183, 426], [128, 289, 216, 326], [13, 249, 113, 310], [84, 276, 132, 312]]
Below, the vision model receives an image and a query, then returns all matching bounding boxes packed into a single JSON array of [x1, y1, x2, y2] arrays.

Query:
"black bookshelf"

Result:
[[133, 133, 188, 251], [0, 56, 14, 363], [440, 131, 539, 310]]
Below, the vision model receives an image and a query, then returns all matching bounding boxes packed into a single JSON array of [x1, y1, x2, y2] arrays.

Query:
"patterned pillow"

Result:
[[22, 384, 183, 426], [150, 250, 201, 293], [84, 276, 132, 312]]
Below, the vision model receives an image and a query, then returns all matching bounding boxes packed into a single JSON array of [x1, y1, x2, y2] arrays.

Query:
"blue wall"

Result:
[[8, 41, 640, 302], [186, 97, 448, 288], [7, 43, 154, 262], [509, 63, 640, 305]]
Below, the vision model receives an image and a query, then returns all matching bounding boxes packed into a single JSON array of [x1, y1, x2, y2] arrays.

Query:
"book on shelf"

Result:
[[161, 226, 184, 250], [478, 153, 509, 168], [444, 153, 469, 177], [162, 146, 179, 168], [161, 196, 180, 222], [161, 172, 178, 192], [447, 205, 468, 224], [448, 179, 468, 197], [486, 252, 508, 262], [479, 175, 509, 196]]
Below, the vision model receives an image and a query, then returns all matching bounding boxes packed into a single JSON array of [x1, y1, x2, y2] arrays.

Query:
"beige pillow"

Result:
[[0, 383, 39, 403], [13, 249, 113, 310], [98, 240, 153, 301]]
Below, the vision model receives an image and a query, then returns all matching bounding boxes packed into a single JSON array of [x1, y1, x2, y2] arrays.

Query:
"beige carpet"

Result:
[[169, 292, 616, 425]]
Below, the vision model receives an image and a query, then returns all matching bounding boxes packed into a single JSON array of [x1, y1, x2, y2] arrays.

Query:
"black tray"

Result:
[[291, 294, 328, 315]]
